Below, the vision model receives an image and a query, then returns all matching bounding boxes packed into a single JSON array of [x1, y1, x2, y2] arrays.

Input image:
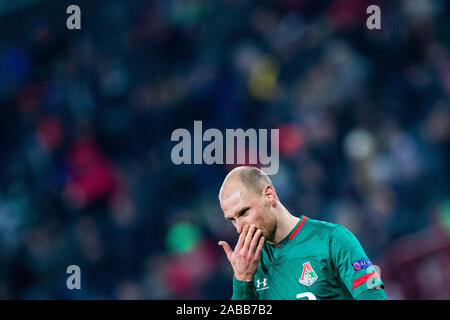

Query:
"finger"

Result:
[[248, 229, 262, 256], [235, 224, 250, 252], [218, 241, 233, 261], [242, 224, 256, 253], [254, 236, 265, 261]]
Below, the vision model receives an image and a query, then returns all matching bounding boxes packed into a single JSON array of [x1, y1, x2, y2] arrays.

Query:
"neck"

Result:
[[269, 202, 300, 244]]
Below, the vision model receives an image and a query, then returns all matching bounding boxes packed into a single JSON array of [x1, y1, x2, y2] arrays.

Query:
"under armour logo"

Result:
[[256, 278, 268, 290]]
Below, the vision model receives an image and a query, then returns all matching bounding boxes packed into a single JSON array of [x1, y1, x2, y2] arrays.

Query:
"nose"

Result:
[[235, 219, 244, 234]]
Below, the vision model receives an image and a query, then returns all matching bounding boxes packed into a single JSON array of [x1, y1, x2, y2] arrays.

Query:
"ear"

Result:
[[263, 185, 277, 206]]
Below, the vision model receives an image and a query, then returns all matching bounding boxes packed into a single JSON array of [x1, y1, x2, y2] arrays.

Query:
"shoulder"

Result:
[[303, 216, 341, 234], [303, 217, 357, 242]]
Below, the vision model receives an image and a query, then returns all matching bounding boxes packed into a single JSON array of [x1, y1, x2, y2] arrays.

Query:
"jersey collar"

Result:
[[268, 215, 307, 248]]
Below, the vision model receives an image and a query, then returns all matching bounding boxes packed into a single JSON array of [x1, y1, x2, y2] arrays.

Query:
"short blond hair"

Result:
[[219, 166, 273, 198]]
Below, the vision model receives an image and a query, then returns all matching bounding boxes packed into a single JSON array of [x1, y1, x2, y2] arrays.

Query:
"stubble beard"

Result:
[[262, 217, 277, 244]]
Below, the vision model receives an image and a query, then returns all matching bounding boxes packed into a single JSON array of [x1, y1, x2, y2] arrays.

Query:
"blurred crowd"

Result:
[[0, 0, 449, 299]]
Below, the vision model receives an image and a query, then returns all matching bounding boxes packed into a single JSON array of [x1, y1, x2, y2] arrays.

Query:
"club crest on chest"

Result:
[[299, 261, 318, 286]]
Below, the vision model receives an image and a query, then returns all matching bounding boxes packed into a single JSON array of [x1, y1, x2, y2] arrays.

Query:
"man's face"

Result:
[[220, 183, 275, 240]]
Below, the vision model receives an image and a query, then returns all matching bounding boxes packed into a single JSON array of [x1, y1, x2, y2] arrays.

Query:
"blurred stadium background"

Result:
[[0, 0, 449, 299]]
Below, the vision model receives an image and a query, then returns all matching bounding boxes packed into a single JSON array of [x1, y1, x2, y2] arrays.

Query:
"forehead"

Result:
[[220, 188, 249, 217]]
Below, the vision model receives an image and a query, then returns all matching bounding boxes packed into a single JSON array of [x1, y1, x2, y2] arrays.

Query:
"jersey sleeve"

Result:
[[329, 225, 386, 300], [231, 276, 258, 300], [356, 287, 387, 300]]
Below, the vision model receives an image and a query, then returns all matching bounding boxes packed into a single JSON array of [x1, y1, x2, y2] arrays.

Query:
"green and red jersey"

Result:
[[232, 215, 386, 300]]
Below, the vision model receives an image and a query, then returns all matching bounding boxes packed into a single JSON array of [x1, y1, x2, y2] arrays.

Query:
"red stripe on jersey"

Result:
[[352, 272, 380, 289], [289, 216, 307, 240]]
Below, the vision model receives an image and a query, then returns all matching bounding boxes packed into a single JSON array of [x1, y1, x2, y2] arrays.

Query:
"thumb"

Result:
[[218, 241, 233, 261]]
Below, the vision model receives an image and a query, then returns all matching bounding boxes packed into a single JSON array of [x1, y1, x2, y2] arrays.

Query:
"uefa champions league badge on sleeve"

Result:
[[352, 258, 372, 271]]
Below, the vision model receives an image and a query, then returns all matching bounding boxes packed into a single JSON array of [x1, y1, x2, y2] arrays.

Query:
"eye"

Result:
[[240, 207, 250, 217]]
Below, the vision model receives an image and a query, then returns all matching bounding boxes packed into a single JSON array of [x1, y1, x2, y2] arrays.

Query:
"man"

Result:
[[218, 166, 387, 300]]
